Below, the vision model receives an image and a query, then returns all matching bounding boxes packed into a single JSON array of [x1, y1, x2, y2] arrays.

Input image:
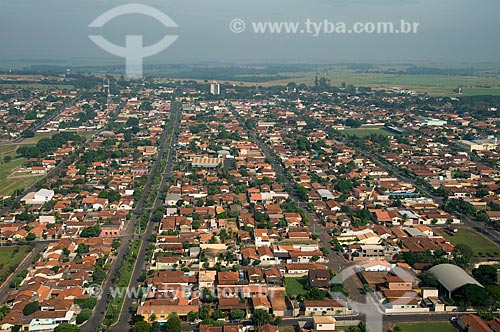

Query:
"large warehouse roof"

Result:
[[429, 264, 482, 293]]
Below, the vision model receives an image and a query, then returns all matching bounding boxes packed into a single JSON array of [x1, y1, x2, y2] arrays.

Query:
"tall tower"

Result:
[[210, 81, 221, 95]]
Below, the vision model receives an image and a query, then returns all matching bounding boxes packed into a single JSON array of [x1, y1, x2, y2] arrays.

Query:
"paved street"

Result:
[[111, 104, 181, 332], [81, 104, 180, 332]]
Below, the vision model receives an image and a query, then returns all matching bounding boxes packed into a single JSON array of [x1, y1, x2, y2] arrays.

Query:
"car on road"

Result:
[[450, 317, 457, 322]]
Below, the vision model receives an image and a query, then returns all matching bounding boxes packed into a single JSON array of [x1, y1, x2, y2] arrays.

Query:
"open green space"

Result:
[[395, 322, 458, 332], [442, 227, 500, 257], [340, 128, 396, 137], [285, 277, 309, 296], [0, 151, 39, 197], [0, 246, 31, 284]]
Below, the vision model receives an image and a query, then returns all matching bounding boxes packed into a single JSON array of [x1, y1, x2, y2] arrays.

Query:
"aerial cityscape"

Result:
[[1, 2, 500, 332]]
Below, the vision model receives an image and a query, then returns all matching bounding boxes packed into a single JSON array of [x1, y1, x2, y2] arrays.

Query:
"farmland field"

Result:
[[249, 70, 500, 96]]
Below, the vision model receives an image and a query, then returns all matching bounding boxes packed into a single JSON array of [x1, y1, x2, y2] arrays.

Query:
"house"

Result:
[[348, 244, 386, 261], [386, 275, 413, 291], [285, 263, 328, 276], [361, 260, 393, 272], [313, 316, 336, 331], [260, 324, 279, 332], [247, 266, 265, 283], [0, 311, 23, 330], [251, 295, 271, 312], [308, 269, 330, 289], [257, 246, 279, 265], [458, 314, 494, 332], [218, 297, 247, 314], [254, 229, 271, 246], [217, 271, 239, 285], [199, 271, 217, 289], [264, 267, 282, 285], [302, 299, 352, 316], [29, 310, 75, 331], [137, 299, 197, 322]]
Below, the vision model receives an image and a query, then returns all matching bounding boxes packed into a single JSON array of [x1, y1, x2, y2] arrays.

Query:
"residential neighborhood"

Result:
[[0, 75, 499, 332]]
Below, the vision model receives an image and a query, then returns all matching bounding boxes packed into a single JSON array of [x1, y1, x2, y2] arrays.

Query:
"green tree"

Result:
[[75, 308, 92, 324], [54, 323, 79, 332], [133, 320, 150, 332], [211, 309, 226, 320], [201, 287, 216, 303], [187, 311, 198, 322], [306, 288, 326, 300], [229, 309, 246, 321], [199, 305, 210, 320], [80, 225, 101, 238], [473, 265, 498, 286], [454, 243, 473, 263], [166, 313, 182, 332], [252, 309, 271, 326], [0, 305, 10, 320], [23, 301, 40, 316]]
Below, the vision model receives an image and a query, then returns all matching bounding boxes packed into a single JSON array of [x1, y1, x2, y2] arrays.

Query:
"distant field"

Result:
[[0, 83, 74, 90], [396, 322, 458, 332], [441, 227, 500, 257], [340, 128, 396, 137], [285, 277, 309, 295], [260, 70, 500, 96], [0, 246, 31, 284]]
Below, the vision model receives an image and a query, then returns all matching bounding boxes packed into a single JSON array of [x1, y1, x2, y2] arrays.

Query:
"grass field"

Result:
[[340, 128, 396, 137], [0, 151, 39, 197], [442, 227, 500, 256], [285, 277, 309, 296], [0, 246, 31, 284], [396, 322, 458, 332]]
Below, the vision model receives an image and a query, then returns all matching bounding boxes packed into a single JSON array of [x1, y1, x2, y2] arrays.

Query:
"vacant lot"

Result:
[[396, 322, 458, 332], [285, 277, 309, 296], [442, 227, 500, 256], [0, 246, 31, 284]]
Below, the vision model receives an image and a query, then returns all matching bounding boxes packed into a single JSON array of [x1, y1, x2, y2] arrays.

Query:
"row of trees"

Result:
[[17, 132, 85, 159]]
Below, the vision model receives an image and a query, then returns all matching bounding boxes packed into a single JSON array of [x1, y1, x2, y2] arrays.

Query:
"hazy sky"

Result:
[[0, 0, 499, 66]]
